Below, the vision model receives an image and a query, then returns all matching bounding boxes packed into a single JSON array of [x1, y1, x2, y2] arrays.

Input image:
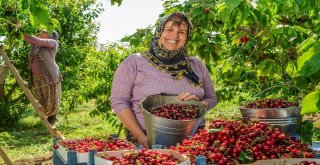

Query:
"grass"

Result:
[[0, 100, 121, 164], [206, 99, 242, 121]]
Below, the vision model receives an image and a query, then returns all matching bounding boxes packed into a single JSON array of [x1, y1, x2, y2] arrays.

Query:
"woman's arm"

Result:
[[198, 59, 218, 109], [117, 108, 149, 148], [110, 55, 149, 148], [23, 34, 56, 49]]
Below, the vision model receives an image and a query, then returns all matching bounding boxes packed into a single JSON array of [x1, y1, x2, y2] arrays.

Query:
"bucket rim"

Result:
[[140, 94, 207, 122], [239, 106, 301, 111]]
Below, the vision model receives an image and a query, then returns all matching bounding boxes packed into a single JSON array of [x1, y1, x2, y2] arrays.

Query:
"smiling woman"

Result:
[[110, 11, 218, 148]]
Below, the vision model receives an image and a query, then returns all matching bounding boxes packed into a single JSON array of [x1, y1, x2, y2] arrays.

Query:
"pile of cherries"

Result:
[[244, 98, 299, 108], [101, 148, 180, 165], [56, 136, 134, 152], [171, 119, 313, 165], [297, 160, 318, 165], [150, 103, 199, 120]]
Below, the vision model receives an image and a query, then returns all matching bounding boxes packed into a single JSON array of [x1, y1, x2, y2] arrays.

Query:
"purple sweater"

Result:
[[110, 53, 218, 129]]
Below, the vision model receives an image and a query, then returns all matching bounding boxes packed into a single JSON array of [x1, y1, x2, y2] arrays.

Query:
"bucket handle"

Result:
[[248, 84, 304, 102], [139, 93, 175, 110]]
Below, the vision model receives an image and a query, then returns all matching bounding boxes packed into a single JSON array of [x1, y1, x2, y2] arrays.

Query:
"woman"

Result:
[[110, 12, 218, 148], [24, 30, 62, 126]]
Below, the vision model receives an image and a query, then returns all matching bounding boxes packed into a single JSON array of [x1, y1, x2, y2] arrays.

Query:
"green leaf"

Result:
[[257, 59, 281, 77], [29, 2, 37, 26], [192, 7, 203, 18], [225, 0, 242, 11], [298, 120, 313, 145], [239, 151, 253, 164], [297, 37, 316, 54], [285, 61, 298, 77], [216, 4, 228, 20], [222, 60, 232, 74], [29, 2, 49, 27], [293, 26, 311, 35], [22, 0, 29, 11], [253, 9, 263, 24], [110, 0, 123, 6], [297, 44, 320, 77], [301, 90, 320, 114], [293, 1, 299, 14], [239, 2, 250, 21], [209, 128, 221, 133], [35, 5, 49, 26]]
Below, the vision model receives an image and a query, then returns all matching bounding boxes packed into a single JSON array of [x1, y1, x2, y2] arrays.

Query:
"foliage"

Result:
[[50, 0, 104, 121], [299, 119, 314, 145], [81, 43, 130, 127]]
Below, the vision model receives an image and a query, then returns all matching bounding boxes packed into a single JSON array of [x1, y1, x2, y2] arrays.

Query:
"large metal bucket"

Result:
[[140, 94, 207, 148], [239, 106, 301, 137]]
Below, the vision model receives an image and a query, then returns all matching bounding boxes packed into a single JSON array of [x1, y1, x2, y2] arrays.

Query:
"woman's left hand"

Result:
[[178, 92, 199, 101]]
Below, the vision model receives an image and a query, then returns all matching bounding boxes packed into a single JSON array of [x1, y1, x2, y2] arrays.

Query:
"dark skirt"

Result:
[[31, 73, 61, 117]]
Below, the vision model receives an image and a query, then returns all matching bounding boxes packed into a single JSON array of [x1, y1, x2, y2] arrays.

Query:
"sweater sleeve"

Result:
[[196, 58, 218, 110], [23, 35, 57, 48], [110, 55, 137, 115]]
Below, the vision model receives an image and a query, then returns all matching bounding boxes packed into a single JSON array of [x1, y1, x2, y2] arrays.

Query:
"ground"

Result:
[[14, 155, 53, 165]]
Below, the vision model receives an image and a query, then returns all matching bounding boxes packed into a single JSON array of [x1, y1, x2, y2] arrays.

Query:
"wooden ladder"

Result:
[[0, 46, 65, 163], [0, 148, 13, 165]]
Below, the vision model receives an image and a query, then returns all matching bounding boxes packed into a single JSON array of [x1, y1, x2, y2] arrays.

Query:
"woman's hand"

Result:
[[178, 92, 199, 101], [136, 133, 150, 148]]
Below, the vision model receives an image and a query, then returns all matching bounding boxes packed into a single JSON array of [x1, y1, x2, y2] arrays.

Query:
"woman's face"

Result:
[[160, 21, 188, 51], [39, 31, 49, 39]]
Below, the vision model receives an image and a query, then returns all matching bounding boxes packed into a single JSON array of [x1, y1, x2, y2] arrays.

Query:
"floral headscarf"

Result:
[[142, 12, 202, 87]]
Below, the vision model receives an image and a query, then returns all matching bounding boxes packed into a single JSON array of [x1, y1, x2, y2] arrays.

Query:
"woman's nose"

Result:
[[171, 31, 179, 38]]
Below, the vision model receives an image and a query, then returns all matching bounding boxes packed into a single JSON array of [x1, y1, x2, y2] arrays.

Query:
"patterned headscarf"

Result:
[[143, 12, 202, 87], [41, 30, 59, 40], [51, 30, 59, 40]]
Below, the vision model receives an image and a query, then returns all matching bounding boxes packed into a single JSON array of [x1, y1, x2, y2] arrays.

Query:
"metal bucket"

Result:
[[239, 106, 301, 137], [140, 94, 207, 148]]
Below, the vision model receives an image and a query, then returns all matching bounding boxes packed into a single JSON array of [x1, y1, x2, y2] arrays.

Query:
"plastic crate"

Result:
[[94, 149, 191, 165], [53, 149, 96, 165], [53, 138, 96, 165]]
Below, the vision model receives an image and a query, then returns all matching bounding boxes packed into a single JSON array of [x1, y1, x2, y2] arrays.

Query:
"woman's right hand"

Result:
[[136, 133, 150, 148], [178, 92, 199, 101]]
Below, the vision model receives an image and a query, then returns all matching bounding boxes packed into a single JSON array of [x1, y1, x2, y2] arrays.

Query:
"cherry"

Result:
[[59, 137, 134, 153], [172, 119, 313, 164], [245, 98, 299, 108], [240, 36, 249, 43], [101, 149, 181, 164], [150, 104, 199, 120]]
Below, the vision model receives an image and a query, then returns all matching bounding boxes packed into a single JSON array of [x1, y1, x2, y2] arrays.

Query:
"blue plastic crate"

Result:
[[53, 138, 96, 165], [196, 156, 207, 165]]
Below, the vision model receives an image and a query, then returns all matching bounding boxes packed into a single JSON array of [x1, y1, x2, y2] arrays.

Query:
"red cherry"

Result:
[[53, 144, 59, 149], [240, 36, 249, 43]]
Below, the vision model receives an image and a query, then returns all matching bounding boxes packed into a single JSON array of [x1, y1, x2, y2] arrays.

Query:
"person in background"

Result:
[[24, 30, 62, 126], [110, 12, 218, 148]]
